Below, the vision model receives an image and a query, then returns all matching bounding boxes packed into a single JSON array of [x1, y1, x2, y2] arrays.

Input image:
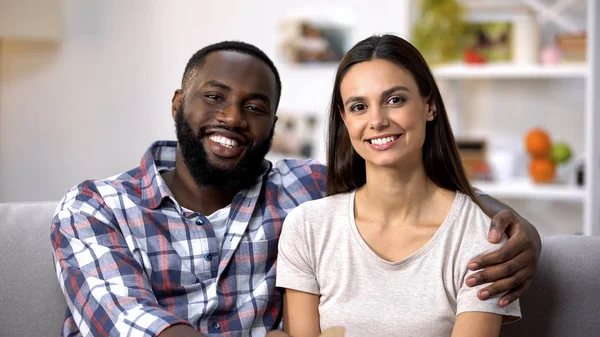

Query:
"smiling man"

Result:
[[50, 41, 541, 337]]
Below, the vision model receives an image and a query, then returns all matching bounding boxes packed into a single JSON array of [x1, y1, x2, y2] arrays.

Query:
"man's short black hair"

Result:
[[182, 41, 282, 109]]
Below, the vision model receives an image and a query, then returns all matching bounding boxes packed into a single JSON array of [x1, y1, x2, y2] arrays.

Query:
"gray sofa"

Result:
[[1, 202, 599, 337], [1, 202, 66, 337]]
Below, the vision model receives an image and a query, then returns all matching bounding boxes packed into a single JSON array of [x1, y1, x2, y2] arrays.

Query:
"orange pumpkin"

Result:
[[525, 129, 551, 157], [529, 158, 556, 183]]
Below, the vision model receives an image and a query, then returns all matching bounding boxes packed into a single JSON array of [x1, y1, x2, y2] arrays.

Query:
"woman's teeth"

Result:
[[369, 135, 399, 145]]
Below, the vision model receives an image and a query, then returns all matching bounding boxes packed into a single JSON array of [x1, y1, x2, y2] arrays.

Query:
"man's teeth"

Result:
[[209, 134, 239, 148], [369, 136, 399, 145]]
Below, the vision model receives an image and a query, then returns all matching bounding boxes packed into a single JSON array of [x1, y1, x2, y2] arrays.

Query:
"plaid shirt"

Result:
[[51, 141, 327, 337]]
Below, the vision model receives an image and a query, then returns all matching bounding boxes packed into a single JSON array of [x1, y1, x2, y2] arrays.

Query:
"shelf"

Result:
[[473, 178, 585, 202], [434, 63, 588, 80]]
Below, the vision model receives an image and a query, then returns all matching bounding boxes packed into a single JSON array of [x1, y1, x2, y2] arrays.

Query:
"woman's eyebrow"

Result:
[[381, 85, 410, 97], [344, 85, 410, 106]]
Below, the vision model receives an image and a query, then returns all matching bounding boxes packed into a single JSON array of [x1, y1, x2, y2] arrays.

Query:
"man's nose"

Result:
[[217, 104, 248, 129]]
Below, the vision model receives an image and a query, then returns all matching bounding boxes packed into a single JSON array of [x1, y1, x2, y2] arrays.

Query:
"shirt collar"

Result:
[[138, 140, 272, 210]]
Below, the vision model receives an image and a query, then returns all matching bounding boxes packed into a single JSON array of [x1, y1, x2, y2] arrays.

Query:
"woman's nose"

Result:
[[369, 108, 389, 130]]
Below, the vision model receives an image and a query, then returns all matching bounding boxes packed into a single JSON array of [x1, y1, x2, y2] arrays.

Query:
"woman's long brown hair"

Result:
[[326, 34, 478, 203]]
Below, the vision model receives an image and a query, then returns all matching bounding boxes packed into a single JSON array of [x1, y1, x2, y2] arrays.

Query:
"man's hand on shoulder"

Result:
[[467, 207, 541, 307]]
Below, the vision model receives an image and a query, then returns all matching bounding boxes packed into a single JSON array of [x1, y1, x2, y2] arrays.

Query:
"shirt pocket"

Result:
[[234, 236, 280, 304]]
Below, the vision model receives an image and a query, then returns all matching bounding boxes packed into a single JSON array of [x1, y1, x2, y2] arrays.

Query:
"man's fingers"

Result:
[[488, 210, 515, 243], [473, 266, 531, 300], [467, 250, 535, 287], [469, 230, 528, 270], [498, 277, 533, 307], [266, 331, 290, 337]]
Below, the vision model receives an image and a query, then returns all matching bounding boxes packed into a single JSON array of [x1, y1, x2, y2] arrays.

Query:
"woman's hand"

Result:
[[466, 208, 542, 307]]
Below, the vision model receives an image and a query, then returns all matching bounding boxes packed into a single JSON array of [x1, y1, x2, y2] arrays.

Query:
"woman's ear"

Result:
[[426, 99, 437, 122]]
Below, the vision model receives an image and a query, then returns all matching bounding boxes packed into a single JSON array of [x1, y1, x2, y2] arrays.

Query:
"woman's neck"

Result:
[[356, 156, 442, 228]]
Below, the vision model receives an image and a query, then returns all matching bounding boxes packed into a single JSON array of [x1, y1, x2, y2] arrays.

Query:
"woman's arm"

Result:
[[283, 289, 321, 337], [472, 193, 542, 306], [451, 312, 502, 337]]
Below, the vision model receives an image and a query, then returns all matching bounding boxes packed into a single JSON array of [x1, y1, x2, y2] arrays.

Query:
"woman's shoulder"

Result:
[[295, 190, 352, 213], [284, 191, 354, 228], [453, 192, 492, 227], [449, 191, 504, 253]]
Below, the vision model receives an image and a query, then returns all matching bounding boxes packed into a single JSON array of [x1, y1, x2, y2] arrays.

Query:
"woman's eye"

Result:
[[350, 103, 367, 112], [387, 96, 405, 105]]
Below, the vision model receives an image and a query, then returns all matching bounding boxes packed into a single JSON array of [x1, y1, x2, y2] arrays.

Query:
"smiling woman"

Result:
[[276, 34, 521, 337], [339, 60, 434, 168], [325, 36, 476, 201]]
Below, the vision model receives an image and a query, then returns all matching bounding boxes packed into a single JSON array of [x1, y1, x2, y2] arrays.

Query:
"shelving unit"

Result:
[[472, 178, 585, 202], [584, 0, 599, 236], [434, 63, 588, 79], [433, 0, 599, 235]]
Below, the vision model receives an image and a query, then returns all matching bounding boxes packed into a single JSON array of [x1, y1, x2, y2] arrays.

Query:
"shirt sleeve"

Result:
[[306, 160, 328, 198], [456, 234, 521, 323], [276, 206, 320, 295], [50, 182, 190, 337], [472, 187, 487, 197]]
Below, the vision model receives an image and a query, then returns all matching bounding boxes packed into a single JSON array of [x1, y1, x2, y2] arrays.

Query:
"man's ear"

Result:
[[171, 89, 183, 120], [426, 99, 437, 122]]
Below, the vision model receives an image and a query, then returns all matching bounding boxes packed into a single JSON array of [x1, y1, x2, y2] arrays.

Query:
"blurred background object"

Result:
[[456, 138, 492, 181], [411, 0, 466, 65], [270, 112, 318, 160], [279, 20, 343, 64], [0, 0, 598, 237], [556, 32, 587, 62], [414, 0, 599, 236]]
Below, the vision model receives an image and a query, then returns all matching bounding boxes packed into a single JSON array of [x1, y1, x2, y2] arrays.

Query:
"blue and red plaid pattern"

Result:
[[50, 140, 327, 337]]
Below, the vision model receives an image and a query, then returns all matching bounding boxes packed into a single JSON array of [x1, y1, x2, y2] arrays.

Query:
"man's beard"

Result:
[[175, 105, 274, 191]]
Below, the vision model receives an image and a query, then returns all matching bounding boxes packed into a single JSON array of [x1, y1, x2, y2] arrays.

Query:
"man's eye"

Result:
[[205, 94, 223, 101], [246, 105, 266, 114]]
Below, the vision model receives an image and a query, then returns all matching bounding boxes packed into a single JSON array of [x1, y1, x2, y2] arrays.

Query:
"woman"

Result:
[[276, 35, 521, 337]]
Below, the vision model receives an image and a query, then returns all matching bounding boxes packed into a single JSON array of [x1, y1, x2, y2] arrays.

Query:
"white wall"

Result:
[[0, 0, 411, 202]]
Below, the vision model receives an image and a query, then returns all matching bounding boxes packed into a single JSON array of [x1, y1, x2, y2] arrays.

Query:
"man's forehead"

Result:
[[205, 50, 258, 65], [194, 51, 276, 91]]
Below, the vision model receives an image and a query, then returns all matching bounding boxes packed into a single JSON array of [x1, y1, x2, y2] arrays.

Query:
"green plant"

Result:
[[411, 0, 466, 65]]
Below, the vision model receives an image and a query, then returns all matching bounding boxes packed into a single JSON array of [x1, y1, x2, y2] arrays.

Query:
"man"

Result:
[[51, 41, 541, 337]]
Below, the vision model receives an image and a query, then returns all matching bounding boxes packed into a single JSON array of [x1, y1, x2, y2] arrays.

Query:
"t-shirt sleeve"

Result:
[[456, 233, 521, 323], [276, 206, 320, 295]]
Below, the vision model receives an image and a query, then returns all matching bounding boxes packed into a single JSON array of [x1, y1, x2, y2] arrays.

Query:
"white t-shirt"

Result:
[[276, 191, 520, 336], [206, 205, 230, 257]]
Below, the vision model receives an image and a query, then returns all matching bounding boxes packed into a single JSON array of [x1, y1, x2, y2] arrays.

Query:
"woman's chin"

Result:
[[366, 157, 401, 168], [365, 152, 420, 170]]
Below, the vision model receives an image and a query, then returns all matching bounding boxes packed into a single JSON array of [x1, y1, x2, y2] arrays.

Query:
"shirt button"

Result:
[[195, 218, 204, 225], [204, 253, 213, 261], [212, 322, 220, 330]]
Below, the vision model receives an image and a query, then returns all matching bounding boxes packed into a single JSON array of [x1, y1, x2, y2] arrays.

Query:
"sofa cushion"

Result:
[[0, 202, 66, 337], [500, 235, 600, 337]]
